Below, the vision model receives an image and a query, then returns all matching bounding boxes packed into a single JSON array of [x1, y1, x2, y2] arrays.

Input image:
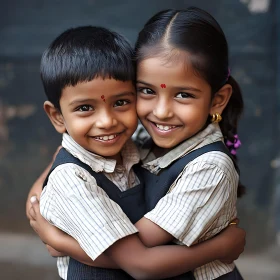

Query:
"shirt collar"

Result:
[[140, 123, 223, 173], [62, 133, 140, 173]]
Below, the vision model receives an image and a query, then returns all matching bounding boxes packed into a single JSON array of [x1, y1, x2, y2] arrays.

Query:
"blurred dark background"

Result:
[[0, 0, 279, 279]]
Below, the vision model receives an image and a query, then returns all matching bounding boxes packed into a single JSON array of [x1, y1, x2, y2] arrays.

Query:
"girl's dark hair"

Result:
[[41, 26, 135, 109], [135, 7, 245, 196]]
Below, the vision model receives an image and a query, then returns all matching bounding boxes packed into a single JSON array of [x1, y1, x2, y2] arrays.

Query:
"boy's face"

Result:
[[59, 78, 138, 160]]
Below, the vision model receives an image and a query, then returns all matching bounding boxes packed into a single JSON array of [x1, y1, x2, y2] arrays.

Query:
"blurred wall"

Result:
[[0, 0, 279, 279]]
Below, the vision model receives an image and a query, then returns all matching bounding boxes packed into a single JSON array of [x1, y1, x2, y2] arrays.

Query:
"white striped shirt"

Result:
[[141, 123, 238, 280], [40, 133, 140, 279]]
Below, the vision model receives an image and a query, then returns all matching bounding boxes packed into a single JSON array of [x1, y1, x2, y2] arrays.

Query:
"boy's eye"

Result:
[[175, 92, 194, 99], [137, 88, 155, 95], [78, 105, 93, 111], [114, 100, 130, 107]]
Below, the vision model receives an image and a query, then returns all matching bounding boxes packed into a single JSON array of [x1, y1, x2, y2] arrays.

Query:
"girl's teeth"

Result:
[[156, 124, 174, 131]]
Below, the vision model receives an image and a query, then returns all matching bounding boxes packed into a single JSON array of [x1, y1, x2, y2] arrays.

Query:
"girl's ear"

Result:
[[210, 84, 232, 115], [44, 101, 66, 134]]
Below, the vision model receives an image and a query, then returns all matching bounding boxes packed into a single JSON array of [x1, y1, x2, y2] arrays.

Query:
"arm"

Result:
[[30, 196, 245, 279], [104, 226, 244, 280], [140, 159, 239, 247], [29, 199, 117, 268]]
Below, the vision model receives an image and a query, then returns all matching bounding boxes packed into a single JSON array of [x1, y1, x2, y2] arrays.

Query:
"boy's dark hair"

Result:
[[135, 7, 245, 196], [41, 26, 135, 109]]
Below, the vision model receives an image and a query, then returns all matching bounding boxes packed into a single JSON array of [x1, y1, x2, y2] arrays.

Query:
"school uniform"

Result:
[[40, 133, 141, 280], [140, 123, 242, 280]]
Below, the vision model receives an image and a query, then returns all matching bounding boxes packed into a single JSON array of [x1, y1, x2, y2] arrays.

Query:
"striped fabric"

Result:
[[141, 123, 238, 280], [40, 134, 140, 279]]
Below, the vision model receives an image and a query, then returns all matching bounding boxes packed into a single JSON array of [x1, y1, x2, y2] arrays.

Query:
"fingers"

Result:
[[30, 195, 38, 204], [30, 219, 38, 234], [29, 206, 36, 220], [28, 196, 40, 221]]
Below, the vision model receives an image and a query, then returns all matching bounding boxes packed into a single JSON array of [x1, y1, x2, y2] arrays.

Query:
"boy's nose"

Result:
[[95, 110, 118, 129]]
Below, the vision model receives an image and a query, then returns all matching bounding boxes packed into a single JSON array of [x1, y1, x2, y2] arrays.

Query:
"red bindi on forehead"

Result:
[[160, 84, 166, 88]]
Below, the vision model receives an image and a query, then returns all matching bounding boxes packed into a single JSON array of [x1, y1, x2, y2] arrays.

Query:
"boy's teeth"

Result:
[[97, 134, 116, 140], [156, 124, 175, 131]]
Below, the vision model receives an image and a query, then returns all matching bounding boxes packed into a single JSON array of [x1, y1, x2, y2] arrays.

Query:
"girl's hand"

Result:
[[29, 196, 66, 248], [26, 146, 62, 220], [217, 218, 246, 263]]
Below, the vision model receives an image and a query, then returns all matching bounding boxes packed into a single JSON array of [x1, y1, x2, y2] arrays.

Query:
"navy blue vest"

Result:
[[140, 141, 238, 212], [44, 142, 235, 280], [43, 148, 146, 224]]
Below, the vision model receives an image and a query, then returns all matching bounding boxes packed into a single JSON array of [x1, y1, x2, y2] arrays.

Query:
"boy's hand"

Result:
[[217, 219, 246, 263], [29, 196, 66, 252]]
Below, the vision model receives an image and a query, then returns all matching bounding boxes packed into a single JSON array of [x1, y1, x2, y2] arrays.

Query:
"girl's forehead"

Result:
[[137, 55, 210, 91], [137, 55, 195, 77]]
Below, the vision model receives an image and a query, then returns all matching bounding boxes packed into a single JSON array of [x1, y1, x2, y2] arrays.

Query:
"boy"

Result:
[[29, 25, 245, 280]]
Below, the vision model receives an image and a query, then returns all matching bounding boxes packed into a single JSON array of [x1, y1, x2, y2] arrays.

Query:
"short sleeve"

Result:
[[144, 155, 238, 246], [40, 163, 138, 260]]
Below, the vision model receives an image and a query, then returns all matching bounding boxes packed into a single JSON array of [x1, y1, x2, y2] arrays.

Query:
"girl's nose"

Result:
[[152, 97, 173, 119]]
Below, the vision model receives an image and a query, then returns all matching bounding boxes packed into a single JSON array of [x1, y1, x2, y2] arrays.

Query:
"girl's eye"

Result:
[[114, 100, 130, 107], [175, 92, 194, 99], [78, 105, 93, 112], [137, 88, 155, 95]]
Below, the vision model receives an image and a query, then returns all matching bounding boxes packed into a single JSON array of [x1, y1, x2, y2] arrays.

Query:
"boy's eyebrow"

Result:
[[69, 92, 135, 106], [137, 80, 202, 92], [69, 99, 94, 106], [114, 91, 135, 98]]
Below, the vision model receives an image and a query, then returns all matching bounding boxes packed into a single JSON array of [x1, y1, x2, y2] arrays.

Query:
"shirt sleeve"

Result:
[[40, 163, 138, 261], [144, 157, 237, 246]]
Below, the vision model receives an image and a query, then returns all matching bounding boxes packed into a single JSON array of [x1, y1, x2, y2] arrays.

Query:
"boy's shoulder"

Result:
[[46, 162, 99, 192]]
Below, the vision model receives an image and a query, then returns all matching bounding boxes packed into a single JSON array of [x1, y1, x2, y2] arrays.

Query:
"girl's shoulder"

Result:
[[186, 150, 238, 177]]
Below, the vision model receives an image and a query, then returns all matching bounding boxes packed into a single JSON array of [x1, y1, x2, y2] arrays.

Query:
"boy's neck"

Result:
[[108, 153, 123, 165]]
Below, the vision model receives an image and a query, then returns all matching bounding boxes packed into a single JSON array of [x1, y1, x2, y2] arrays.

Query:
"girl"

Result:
[[28, 7, 245, 280]]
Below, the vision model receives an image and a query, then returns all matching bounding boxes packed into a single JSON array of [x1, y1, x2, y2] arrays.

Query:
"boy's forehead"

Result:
[[61, 78, 135, 101]]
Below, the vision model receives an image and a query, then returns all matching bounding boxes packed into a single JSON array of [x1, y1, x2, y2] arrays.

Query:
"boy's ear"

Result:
[[44, 101, 66, 134], [209, 84, 232, 116]]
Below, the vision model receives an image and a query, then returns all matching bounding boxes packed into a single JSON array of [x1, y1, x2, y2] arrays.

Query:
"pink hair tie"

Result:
[[227, 67, 231, 80], [226, 134, 241, 155]]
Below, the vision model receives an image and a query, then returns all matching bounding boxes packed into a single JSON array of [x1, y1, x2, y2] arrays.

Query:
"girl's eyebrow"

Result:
[[137, 80, 201, 92], [173, 86, 202, 92], [136, 80, 153, 87]]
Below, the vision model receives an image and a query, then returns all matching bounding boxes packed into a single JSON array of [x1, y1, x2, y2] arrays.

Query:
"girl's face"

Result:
[[136, 56, 213, 149]]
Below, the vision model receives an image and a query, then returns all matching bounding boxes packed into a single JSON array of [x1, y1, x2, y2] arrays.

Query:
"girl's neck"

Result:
[[151, 145, 171, 158]]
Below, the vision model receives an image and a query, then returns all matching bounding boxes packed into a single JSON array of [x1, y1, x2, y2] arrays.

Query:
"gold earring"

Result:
[[211, 113, 222, 123]]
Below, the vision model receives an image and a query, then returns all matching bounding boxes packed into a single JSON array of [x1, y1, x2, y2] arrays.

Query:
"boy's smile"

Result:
[[136, 56, 213, 149], [58, 77, 138, 161]]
